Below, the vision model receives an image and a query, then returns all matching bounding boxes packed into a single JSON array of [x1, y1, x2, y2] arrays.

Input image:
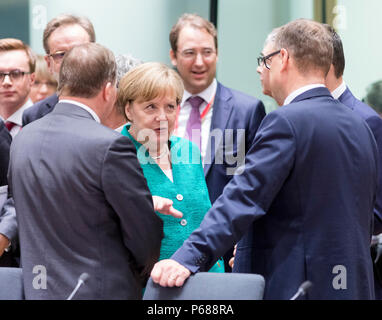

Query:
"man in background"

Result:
[[0, 38, 35, 137], [324, 24, 382, 235], [169, 13, 266, 271], [22, 14, 95, 126], [10, 43, 163, 299]]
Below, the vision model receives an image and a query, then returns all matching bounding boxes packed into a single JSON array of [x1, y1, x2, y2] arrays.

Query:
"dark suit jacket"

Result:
[[22, 93, 59, 126], [0, 120, 11, 186], [9, 102, 163, 299], [204, 82, 266, 204], [0, 120, 18, 267], [172, 88, 377, 299], [339, 87, 382, 234]]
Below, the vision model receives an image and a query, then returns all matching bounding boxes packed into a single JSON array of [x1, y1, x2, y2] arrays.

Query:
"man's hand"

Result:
[[0, 234, 10, 257], [152, 196, 183, 219], [151, 259, 191, 287]]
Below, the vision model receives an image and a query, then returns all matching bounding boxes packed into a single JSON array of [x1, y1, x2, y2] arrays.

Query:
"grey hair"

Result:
[[264, 27, 281, 47], [115, 54, 143, 87]]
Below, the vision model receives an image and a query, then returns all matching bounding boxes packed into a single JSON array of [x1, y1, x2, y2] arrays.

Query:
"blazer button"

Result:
[[180, 219, 187, 226], [176, 194, 184, 201]]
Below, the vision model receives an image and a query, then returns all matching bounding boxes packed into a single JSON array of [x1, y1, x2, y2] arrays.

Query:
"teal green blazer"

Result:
[[121, 125, 223, 272]]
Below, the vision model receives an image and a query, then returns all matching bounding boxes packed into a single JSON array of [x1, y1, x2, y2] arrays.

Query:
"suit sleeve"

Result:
[[171, 111, 296, 272], [365, 115, 382, 234], [101, 135, 163, 277]]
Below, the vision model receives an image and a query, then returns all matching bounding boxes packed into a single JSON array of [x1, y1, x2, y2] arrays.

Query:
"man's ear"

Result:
[[279, 48, 289, 72], [169, 49, 177, 68], [29, 72, 35, 86], [103, 82, 115, 102], [44, 55, 52, 74]]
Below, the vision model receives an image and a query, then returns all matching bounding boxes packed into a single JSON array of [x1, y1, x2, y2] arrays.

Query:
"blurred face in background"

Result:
[[170, 25, 218, 95], [29, 55, 57, 103], [45, 24, 91, 81]]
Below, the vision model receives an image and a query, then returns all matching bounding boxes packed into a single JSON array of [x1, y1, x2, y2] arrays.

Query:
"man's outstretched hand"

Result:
[[151, 259, 191, 287]]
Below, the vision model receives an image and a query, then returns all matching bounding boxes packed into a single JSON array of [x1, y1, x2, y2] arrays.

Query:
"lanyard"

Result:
[[174, 95, 215, 136]]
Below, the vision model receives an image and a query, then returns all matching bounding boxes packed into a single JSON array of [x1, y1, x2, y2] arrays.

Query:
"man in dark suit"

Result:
[[151, 19, 378, 300], [0, 120, 16, 267], [169, 13, 266, 271], [9, 43, 164, 299], [22, 14, 95, 126], [324, 25, 382, 235]]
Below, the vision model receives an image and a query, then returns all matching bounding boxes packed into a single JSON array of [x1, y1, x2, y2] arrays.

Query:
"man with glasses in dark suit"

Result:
[[22, 14, 95, 126]]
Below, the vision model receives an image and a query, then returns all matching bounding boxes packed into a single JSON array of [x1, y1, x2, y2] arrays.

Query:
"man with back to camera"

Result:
[[169, 13, 266, 271], [151, 19, 378, 300], [9, 43, 164, 299], [22, 14, 95, 126]]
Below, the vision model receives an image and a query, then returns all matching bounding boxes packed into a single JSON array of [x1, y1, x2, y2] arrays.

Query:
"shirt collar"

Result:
[[331, 81, 347, 100], [5, 99, 33, 126], [59, 99, 101, 123], [182, 78, 217, 106], [284, 84, 326, 106]]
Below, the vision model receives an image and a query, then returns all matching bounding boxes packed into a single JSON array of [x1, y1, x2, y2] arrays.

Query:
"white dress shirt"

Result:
[[283, 84, 326, 106], [59, 99, 101, 123], [175, 78, 217, 161], [0, 99, 33, 138], [331, 81, 347, 99]]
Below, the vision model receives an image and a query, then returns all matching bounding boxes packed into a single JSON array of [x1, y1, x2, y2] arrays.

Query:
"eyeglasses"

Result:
[[33, 80, 57, 89], [47, 51, 66, 63], [0, 70, 31, 83], [257, 50, 281, 70], [178, 48, 216, 60]]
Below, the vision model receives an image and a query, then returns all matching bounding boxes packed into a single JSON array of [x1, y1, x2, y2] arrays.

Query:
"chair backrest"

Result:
[[143, 272, 265, 300], [0, 268, 24, 300]]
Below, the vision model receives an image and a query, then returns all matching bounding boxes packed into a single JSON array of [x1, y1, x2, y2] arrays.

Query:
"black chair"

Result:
[[143, 272, 265, 300], [0, 267, 24, 300]]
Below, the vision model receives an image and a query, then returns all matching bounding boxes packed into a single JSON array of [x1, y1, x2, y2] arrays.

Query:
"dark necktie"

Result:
[[185, 96, 204, 150], [5, 121, 16, 132]]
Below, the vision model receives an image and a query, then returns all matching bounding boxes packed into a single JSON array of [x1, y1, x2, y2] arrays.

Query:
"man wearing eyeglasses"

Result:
[[0, 38, 35, 138], [22, 14, 95, 126], [169, 14, 266, 272]]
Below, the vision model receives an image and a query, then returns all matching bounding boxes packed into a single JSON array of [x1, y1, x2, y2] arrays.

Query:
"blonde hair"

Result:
[[34, 55, 57, 86], [116, 62, 184, 120]]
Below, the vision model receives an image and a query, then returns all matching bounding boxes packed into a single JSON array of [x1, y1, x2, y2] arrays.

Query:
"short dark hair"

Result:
[[169, 13, 217, 54], [43, 14, 96, 54], [58, 43, 116, 98], [324, 24, 345, 78]]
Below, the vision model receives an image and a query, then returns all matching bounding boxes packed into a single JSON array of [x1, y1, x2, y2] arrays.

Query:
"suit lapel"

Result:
[[204, 83, 234, 177]]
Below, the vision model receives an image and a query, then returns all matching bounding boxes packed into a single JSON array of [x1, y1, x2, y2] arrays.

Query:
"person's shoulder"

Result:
[[217, 82, 263, 106]]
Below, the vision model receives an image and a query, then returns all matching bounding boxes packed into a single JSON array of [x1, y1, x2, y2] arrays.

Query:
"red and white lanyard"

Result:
[[174, 95, 215, 136]]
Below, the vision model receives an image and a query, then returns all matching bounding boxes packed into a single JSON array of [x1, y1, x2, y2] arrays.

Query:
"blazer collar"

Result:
[[290, 86, 333, 104], [338, 87, 355, 110], [52, 101, 97, 121]]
